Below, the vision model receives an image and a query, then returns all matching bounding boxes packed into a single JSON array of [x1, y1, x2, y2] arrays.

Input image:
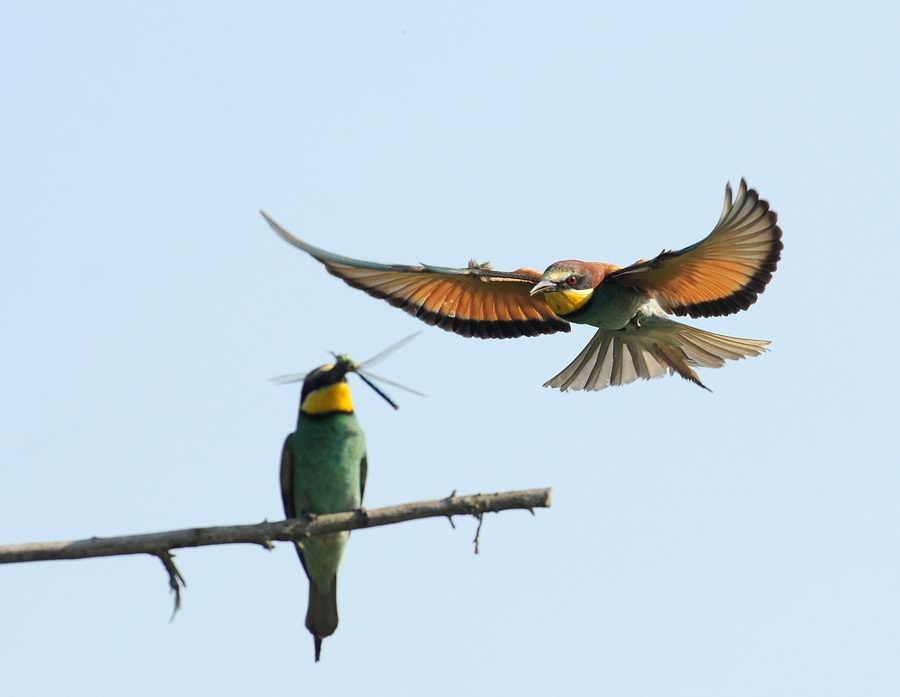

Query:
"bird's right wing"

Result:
[[262, 212, 570, 339], [280, 437, 295, 519], [280, 437, 310, 578]]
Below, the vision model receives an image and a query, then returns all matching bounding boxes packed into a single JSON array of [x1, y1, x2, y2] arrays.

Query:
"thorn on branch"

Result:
[[298, 512, 318, 538], [472, 513, 484, 555], [443, 490, 459, 528], [156, 551, 186, 621]]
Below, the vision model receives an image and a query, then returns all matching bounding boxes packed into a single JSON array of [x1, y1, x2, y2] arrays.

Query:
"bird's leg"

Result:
[[300, 512, 318, 523], [355, 507, 370, 526], [625, 314, 642, 330]]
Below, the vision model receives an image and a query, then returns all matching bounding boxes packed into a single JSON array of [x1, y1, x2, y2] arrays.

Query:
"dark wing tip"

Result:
[[674, 185, 783, 319]]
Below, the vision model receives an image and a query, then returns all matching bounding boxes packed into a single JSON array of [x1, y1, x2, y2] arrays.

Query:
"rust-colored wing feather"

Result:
[[607, 180, 782, 318], [262, 212, 570, 339]]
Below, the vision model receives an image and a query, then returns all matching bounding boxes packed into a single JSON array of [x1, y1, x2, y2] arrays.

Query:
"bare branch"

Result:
[[0, 488, 551, 565]]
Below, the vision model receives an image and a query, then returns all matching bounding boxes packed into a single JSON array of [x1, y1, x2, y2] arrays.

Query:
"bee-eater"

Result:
[[281, 359, 365, 662], [278, 343, 415, 661], [263, 179, 782, 391]]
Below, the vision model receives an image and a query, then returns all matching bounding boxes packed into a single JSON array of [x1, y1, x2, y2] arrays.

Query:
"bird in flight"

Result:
[[262, 180, 782, 391]]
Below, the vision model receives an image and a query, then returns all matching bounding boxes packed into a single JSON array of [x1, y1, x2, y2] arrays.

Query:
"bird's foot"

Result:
[[625, 314, 642, 330], [301, 512, 318, 523], [355, 507, 370, 526]]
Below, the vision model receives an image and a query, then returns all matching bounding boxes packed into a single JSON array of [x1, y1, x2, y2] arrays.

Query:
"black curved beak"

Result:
[[529, 279, 557, 296]]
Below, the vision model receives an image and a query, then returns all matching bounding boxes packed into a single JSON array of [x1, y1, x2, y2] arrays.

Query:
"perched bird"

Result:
[[263, 180, 782, 391], [278, 342, 415, 661]]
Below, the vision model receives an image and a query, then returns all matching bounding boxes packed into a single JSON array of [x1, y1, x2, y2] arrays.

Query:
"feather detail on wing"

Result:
[[543, 311, 769, 391], [280, 438, 311, 578], [262, 212, 570, 339], [608, 179, 782, 318]]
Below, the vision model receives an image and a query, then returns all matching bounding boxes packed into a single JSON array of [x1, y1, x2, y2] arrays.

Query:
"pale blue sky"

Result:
[[2, 2, 899, 695]]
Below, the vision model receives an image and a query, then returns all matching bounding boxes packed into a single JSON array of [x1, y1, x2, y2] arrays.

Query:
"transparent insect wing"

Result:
[[358, 332, 420, 370], [269, 373, 308, 385]]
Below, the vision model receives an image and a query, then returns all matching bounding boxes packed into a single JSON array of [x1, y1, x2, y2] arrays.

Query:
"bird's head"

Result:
[[299, 358, 356, 416], [275, 335, 423, 417], [529, 261, 602, 316]]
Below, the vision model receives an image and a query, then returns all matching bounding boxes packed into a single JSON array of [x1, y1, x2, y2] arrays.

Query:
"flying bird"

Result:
[[263, 180, 781, 391], [278, 339, 416, 661]]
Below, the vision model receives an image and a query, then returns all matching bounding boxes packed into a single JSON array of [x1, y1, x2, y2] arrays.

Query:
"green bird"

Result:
[[262, 180, 781, 391], [277, 338, 418, 661]]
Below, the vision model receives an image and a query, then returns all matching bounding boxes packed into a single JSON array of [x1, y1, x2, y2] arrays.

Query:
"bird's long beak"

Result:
[[529, 279, 558, 296]]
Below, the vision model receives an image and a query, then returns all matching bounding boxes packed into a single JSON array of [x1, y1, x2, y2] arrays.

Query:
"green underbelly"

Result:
[[289, 414, 366, 590], [291, 415, 365, 515]]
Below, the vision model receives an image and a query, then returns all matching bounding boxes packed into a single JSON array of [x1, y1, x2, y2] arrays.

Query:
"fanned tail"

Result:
[[543, 312, 769, 392]]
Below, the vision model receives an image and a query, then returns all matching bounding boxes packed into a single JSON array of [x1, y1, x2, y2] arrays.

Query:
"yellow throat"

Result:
[[301, 382, 354, 415], [542, 288, 593, 316]]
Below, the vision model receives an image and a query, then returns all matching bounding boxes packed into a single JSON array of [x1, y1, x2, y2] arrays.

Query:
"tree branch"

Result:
[[0, 487, 551, 565]]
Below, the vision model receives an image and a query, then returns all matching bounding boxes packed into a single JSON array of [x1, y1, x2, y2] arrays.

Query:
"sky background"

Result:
[[2, 2, 899, 695]]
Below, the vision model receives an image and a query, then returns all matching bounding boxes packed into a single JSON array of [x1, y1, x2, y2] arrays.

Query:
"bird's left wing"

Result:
[[262, 212, 570, 339], [359, 454, 367, 504], [607, 180, 782, 318]]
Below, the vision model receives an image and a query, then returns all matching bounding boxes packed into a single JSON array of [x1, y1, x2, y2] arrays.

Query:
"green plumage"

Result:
[[281, 406, 367, 662], [564, 281, 647, 330]]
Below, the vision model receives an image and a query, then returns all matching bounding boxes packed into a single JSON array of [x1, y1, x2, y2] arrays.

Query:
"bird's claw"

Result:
[[622, 314, 642, 330], [301, 512, 318, 523], [356, 507, 370, 526]]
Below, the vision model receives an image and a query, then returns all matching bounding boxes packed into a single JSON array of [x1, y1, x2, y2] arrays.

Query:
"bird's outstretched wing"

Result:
[[262, 212, 570, 339], [607, 180, 782, 318]]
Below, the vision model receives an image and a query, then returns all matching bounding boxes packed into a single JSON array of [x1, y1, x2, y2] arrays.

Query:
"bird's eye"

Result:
[[566, 275, 578, 286]]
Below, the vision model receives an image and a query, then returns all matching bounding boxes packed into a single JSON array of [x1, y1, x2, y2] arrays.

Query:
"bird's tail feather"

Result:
[[543, 315, 769, 392], [306, 576, 338, 662]]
